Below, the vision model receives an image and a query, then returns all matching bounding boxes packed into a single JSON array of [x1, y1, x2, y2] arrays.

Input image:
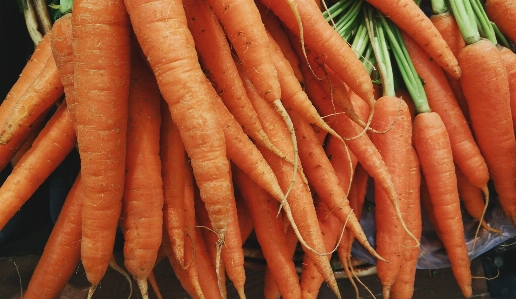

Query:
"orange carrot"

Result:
[[369, 96, 413, 299], [160, 99, 186, 267], [485, 0, 516, 44], [259, 0, 375, 103], [458, 39, 516, 228], [233, 165, 301, 299], [72, 0, 131, 288], [121, 49, 164, 299], [23, 173, 83, 299], [412, 111, 472, 298], [366, 0, 461, 78], [498, 45, 516, 133], [390, 148, 421, 299], [0, 102, 76, 230], [125, 0, 234, 288]]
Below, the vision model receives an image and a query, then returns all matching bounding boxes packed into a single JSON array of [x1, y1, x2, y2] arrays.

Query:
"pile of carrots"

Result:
[[1, 0, 516, 298]]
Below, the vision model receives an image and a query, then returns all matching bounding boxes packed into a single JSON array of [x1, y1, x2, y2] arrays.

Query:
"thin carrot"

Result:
[[233, 165, 302, 299], [23, 173, 83, 299], [412, 111, 472, 298], [160, 99, 186, 267], [0, 102, 76, 230], [72, 0, 131, 289], [366, 0, 461, 78], [125, 0, 234, 291], [121, 49, 164, 299]]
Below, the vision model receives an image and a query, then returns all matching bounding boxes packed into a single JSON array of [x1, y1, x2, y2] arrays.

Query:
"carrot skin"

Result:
[[498, 45, 516, 134], [485, 0, 516, 44], [72, 0, 131, 286], [413, 112, 472, 298]]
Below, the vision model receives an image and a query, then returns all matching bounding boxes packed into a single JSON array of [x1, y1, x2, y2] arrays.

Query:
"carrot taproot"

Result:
[[412, 111, 472, 298], [0, 50, 64, 145], [401, 30, 489, 194], [235, 188, 254, 243], [390, 148, 421, 299], [248, 79, 341, 298], [259, 0, 375, 104], [458, 38, 516, 228], [124, 0, 234, 289], [72, 0, 131, 288], [369, 96, 413, 299], [366, 0, 461, 78], [498, 45, 516, 133], [121, 49, 164, 299], [183, 0, 284, 160], [430, 11, 470, 121], [233, 165, 302, 299], [485, 0, 516, 44], [160, 99, 186, 268], [0, 102, 76, 230], [23, 173, 83, 299]]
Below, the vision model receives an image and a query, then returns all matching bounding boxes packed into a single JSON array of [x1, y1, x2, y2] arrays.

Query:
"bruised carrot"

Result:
[[121, 49, 164, 299], [23, 173, 83, 299], [0, 102, 75, 230], [413, 112, 472, 298], [72, 0, 131, 289]]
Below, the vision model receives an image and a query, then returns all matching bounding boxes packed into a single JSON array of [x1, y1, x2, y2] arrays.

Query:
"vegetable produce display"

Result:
[[2, 0, 516, 298]]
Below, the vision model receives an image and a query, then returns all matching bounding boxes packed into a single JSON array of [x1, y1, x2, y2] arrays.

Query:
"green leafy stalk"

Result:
[[491, 22, 512, 49], [470, 0, 496, 44], [431, 0, 448, 15], [449, 0, 480, 45]]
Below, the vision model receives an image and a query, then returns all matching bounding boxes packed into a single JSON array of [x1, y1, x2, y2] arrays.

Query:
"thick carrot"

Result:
[[259, 0, 375, 103], [366, 0, 461, 78], [390, 148, 422, 299], [121, 50, 164, 299], [0, 51, 64, 145], [412, 111, 472, 298], [125, 0, 232, 262], [458, 38, 516, 228], [23, 173, 83, 299], [72, 0, 131, 288], [369, 96, 413, 299], [249, 81, 341, 298], [485, 0, 516, 43], [160, 99, 186, 267], [233, 165, 301, 299], [0, 102, 76, 230], [183, 0, 283, 159], [401, 31, 489, 194], [498, 45, 516, 133]]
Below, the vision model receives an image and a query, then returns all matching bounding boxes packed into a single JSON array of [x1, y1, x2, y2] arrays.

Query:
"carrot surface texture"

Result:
[[72, 0, 131, 289], [124, 0, 233, 295]]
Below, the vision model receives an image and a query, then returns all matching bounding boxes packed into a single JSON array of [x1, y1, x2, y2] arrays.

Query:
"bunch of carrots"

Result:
[[1, 0, 516, 298]]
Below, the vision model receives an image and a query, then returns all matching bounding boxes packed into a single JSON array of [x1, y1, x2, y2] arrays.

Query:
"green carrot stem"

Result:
[[449, 0, 480, 44]]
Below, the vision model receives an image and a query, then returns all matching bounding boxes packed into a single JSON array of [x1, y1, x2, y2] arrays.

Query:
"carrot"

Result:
[[412, 111, 472, 298], [498, 45, 516, 133], [125, 0, 234, 290], [401, 30, 489, 195], [235, 188, 254, 243], [233, 165, 301, 299], [390, 148, 421, 299], [121, 49, 164, 299], [50, 14, 77, 124], [248, 80, 341, 298], [485, 0, 516, 44], [259, 0, 375, 104], [23, 173, 83, 299], [369, 96, 413, 299], [160, 99, 186, 267], [430, 11, 470, 122], [366, 0, 461, 79], [0, 50, 64, 145], [183, 0, 284, 160], [72, 0, 131, 289], [0, 102, 76, 230]]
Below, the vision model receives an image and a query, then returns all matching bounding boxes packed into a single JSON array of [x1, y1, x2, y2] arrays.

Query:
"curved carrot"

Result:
[[72, 0, 131, 288], [366, 0, 461, 78], [121, 50, 164, 299], [23, 173, 83, 299], [0, 102, 76, 230], [412, 111, 472, 298]]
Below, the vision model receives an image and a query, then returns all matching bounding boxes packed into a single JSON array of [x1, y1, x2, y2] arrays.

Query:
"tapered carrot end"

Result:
[[460, 284, 473, 299], [137, 278, 150, 299], [383, 285, 391, 299]]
